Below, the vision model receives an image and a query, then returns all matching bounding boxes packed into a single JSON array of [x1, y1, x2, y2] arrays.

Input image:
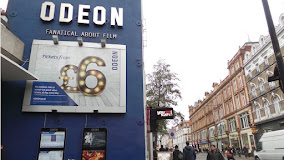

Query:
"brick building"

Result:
[[189, 42, 255, 152]]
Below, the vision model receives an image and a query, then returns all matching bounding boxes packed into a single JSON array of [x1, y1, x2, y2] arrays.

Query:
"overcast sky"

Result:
[[1, 0, 284, 122], [142, 0, 284, 121]]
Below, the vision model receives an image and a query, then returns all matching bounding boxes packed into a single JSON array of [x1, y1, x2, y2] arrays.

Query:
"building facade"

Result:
[[243, 13, 284, 144], [172, 121, 191, 151], [189, 43, 255, 152]]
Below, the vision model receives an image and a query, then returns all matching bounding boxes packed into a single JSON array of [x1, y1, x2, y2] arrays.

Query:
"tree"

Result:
[[146, 59, 184, 135]]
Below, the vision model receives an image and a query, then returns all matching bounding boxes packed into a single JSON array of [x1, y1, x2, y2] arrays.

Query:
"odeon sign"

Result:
[[40, 1, 123, 27]]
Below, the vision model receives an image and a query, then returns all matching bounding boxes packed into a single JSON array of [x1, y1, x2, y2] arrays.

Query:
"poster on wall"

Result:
[[22, 40, 126, 113], [81, 128, 107, 160]]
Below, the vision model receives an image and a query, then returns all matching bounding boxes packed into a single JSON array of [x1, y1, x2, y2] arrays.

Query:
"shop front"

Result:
[[199, 141, 209, 151], [240, 128, 254, 151], [229, 133, 240, 148], [217, 137, 229, 151]]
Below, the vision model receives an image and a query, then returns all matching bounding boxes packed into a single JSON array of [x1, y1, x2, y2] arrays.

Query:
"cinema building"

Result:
[[243, 13, 284, 144], [189, 42, 255, 152], [1, 0, 146, 159]]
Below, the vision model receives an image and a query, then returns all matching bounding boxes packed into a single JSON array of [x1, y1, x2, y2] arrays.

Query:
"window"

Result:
[[209, 126, 215, 137], [226, 103, 229, 114], [238, 76, 243, 87], [223, 90, 227, 99], [229, 117, 236, 132], [250, 83, 257, 97], [231, 66, 234, 74], [215, 110, 219, 121], [220, 108, 224, 118], [230, 101, 234, 112], [235, 61, 239, 69], [228, 86, 231, 96], [240, 112, 250, 129], [233, 80, 238, 91], [241, 92, 246, 106], [217, 122, 226, 136], [201, 130, 207, 140], [259, 78, 265, 93], [219, 94, 223, 104], [273, 96, 281, 114], [263, 99, 270, 118], [236, 95, 241, 109], [264, 57, 269, 65], [256, 64, 260, 72]]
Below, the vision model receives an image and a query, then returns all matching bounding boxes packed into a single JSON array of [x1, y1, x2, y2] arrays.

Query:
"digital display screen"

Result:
[[38, 150, 63, 160], [83, 131, 106, 148], [82, 150, 105, 160], [40, 131, 65, 148]]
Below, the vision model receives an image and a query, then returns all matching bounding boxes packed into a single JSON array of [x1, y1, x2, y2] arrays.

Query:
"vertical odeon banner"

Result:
[[3, 0, 145, 159]]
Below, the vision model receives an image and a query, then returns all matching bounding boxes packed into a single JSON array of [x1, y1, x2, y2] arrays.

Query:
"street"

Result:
[[196, 153, 255, 160]]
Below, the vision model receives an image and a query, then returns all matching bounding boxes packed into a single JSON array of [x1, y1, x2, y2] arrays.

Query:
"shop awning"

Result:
[[1, 54, 38, 81]]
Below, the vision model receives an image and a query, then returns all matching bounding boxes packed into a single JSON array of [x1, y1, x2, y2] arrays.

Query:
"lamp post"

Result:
[[262, 0, 284, 93]]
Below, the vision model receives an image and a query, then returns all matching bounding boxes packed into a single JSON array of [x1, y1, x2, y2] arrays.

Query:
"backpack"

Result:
[[178, 151, 183, 160]]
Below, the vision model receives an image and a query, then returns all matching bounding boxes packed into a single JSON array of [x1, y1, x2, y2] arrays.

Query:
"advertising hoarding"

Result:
[[22, 40, 126, 113]]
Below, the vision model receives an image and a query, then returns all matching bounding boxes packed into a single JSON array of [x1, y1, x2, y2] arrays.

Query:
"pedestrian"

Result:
[[232, 147, 236, 156], [225, 146, 235, 160], [207, 145, 225, 160], [236, 147, 241, 157], [159, 145, 167, 151], [173, 145, 183, 160], [243, 145, 248, 158], [183, 141, 196, 160]]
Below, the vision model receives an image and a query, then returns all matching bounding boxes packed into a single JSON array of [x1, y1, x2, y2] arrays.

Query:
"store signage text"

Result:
[[40, 2, 123, 27], [45, 29, 117, 39]]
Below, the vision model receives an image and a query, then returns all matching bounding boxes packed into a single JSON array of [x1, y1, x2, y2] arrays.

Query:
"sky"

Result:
[[1, 0, 284, 121], [142, 0, 284, 121]]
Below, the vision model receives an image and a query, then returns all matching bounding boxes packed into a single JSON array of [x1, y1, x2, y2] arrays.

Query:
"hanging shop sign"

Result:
[[156, 108, 174, 119], [22, 40, 126, 113]]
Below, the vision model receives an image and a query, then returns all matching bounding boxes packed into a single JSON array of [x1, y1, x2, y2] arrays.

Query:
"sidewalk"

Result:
[[197, 152, 255, 160]]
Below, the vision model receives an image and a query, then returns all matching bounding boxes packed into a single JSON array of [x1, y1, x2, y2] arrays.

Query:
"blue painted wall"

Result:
[[2, 0, 145, 159]]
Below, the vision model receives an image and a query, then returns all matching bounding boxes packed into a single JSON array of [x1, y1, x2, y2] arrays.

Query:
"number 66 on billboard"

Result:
[[23, 40, 126, 113]]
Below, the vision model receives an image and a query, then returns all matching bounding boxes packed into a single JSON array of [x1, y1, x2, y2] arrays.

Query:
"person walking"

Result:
[[183, 141, 196, 160], [225, 146, 235, 160], [159, 145, 167, 151], [207, 145, 225, 160], [243, 145, 248, 158], [173, 145, 183, 160]]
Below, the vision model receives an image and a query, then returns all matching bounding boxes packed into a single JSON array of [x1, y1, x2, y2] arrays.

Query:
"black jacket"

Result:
[[207, 150, 225, 160], [173, 149, 182, 160], [183, 146, 196, 160]]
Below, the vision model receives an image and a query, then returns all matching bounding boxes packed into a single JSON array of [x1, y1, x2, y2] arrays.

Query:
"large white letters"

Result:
[[111, 7, 123, 27], [40, 1, 55, 21], [40, 2, 124, 27], [59, 3, 73, 23], [78, 4, 90, 24], [93, 6, 106, 25]]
